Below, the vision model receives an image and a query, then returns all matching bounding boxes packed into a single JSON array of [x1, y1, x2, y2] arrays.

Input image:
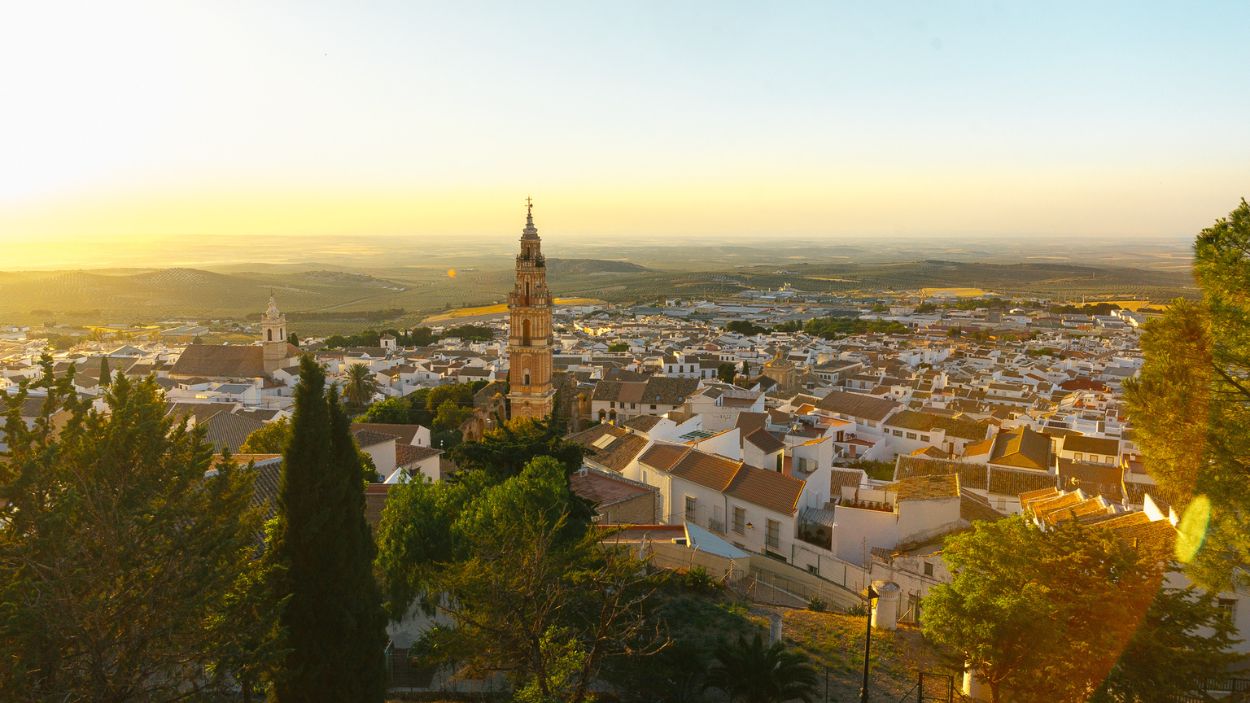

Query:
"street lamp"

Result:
[[860, 584, 880, 703]]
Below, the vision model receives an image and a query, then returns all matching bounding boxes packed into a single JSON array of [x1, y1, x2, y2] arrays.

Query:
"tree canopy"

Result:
[[1125, 199, 1250, 590], [0, 358, 277, 701], [920, 516, 1166, 703], [375, 455, 663, 703], [266, 357, 387, 702], [704, 632, 819, 703], [240, 416, 292, 453], [802, 316, 907, 340]]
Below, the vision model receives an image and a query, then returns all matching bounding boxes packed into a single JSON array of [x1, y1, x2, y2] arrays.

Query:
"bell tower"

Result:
[[507, 198, 556, 420], [261, 292, 288, 373]]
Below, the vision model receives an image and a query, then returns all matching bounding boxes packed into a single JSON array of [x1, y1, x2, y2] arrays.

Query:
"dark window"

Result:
[[924, 562, 934, 577]]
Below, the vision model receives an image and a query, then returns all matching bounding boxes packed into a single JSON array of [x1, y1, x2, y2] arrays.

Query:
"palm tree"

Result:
[[342, 363, 379, 411], [705, 633, 819, 703]]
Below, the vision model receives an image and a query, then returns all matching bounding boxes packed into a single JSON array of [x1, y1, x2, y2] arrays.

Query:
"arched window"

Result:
[[267, 329, 273, 341], [524, 370, 531, 386], [525, 280, 530, 303], [522, 319, 531, 346]]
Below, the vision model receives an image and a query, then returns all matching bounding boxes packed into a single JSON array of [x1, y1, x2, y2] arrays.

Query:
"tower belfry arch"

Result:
[[507, 198, 556, 420]]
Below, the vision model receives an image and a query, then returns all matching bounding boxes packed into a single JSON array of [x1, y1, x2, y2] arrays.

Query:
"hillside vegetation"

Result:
[[0, 258, 1194, 328]]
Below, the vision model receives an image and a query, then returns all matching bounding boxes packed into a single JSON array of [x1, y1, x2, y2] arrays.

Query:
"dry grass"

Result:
[[781, 608, 958, 701], [919, 287, 989, 298], [423, 297, 604, 322]]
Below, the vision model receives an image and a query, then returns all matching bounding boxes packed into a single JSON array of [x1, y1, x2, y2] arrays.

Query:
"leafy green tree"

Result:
[[450, 416, 586, 485], [717, 362, 737, 384], [356, 396, 412, 424], [342, 362, 379, 411], [725, 320, 768, 336], [286, 332, 299, 346], [803, 316, 907, 340], [1091, 585, 1239, 703], [0, 358, 277, 702], [704, 633, 819, 703], [915, 302, 938, 313], [602, 577, 761, 703], [376, 457, 663, 703], [433, 398, 473, 431], [920, 517, 1160, 703], [425, 382, 477, 413], [1125, 199, 1250, 590], [240, 416, 293, 454], [267, 357, 387, 703], [444, 324, 494, 342], [608, 342, 630, 353], [405, 327, 438, 346]]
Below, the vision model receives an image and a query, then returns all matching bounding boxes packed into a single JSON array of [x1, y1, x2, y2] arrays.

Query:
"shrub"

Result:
[[807, 597, 827, 612], [684, 566, 719, 593]]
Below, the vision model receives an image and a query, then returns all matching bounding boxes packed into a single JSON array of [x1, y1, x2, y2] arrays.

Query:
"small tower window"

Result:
[[522, 319, 531, 346], [267, 329, 273, 342]]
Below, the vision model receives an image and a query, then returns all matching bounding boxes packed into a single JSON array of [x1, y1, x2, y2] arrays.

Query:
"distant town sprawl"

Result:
[[1, 202, 1246, 703]]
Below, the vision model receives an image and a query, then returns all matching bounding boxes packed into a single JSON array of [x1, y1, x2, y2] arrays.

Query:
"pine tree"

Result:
[[99, 355, 111, 387], [0, 357, 275, 702], [268, 356, 387, 702], [1125, 199, 1250, 590]]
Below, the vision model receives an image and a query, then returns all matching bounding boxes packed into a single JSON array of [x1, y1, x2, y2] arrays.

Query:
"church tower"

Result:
[[261, 292, 288, 373], [507, 198, 556, 420]]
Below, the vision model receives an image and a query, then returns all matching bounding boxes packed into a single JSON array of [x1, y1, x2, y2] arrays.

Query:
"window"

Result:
[[924, 562, 934, 577], [906, 432, 917, 440], [775, 454, 783, 471], [733, 507, 746, 535], [766, 519, 780, 550], [650, 404, 657, 410], [684, 496, 697, 520], [1219, 598, 1237, 622], [920, 434, 930, 442], [1075, 452, 1084, 462]]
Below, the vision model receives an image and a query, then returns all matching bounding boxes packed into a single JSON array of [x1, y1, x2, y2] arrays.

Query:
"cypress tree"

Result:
[[268, 356, 387, 702], [99, 355, 110, 387]]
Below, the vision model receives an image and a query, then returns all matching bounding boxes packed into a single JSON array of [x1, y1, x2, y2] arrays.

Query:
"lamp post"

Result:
[[860, 584, 879, 703]]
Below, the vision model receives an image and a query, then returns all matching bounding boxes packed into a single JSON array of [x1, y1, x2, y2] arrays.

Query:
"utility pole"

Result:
[[860, 584, 879, 703]]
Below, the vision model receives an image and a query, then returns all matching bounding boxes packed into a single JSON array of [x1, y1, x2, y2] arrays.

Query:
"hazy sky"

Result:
[[2, 1, 1248, 252]]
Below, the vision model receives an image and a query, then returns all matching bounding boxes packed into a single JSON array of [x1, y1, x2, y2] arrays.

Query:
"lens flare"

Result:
[[1174, 494, 1211, 564], [447, 268, 457, 278]]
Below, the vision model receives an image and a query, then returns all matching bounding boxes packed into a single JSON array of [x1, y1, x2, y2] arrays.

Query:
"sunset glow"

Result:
[[3, 1, 1249, 253]]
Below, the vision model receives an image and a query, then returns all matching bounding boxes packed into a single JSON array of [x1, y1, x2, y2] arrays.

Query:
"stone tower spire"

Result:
[[261, 291, 288, 373], [507, 198, 556, 420]]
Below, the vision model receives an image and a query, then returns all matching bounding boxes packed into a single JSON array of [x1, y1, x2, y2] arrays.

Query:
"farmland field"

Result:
[[421, 297, 605, 323], [0, 253, 1196, 330], [919, 287, 989, 298]]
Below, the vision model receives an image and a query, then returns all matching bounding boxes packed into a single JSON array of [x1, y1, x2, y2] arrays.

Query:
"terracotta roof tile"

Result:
[[725, 465, 805, 515]]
